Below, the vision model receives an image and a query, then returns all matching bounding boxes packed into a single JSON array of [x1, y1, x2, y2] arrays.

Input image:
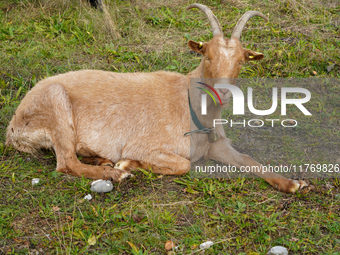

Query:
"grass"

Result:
[[1, 0, 340, 254]]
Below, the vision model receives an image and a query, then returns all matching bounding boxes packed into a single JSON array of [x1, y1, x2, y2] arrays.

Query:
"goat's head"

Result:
[[187, 4, 268, 104]]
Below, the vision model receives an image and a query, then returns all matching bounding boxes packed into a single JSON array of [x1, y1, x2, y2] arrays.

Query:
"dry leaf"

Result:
[[88, 235, 96, 245], [52, 206, 61, 212], [191, 244, 198, 249], [325, 183, 334, 190], [312, 70, 317, 75], [132, 214, 143, 223], [286, 120, 296, 125], [126, 241, 139, 253], [289, 237, 299, 242], [165, 240, 176, 251], [13, 238, 25, 243]]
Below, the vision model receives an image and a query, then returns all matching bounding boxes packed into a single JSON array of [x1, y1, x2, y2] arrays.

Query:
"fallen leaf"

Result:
[[67, 215, 74, 221], [126, 241, 139, 253], [13, 238, 25, 243], [191, 244, 198, 249], [289, 237, 299, 242], [52, 206, 61, 212], [286, 120, 296, 125], [88, 235, 96, 245], [312, 70, 317, 75], [325, 183, 334, 190], [165, 240, 176, 251], [132, 214, 143, 223]]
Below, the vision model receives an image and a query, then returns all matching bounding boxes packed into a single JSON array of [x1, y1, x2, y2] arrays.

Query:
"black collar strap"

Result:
[[184, 90, 213, 136]]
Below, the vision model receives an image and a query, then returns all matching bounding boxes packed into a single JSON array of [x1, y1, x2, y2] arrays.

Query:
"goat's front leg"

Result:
[[207, 138, 308, 193]]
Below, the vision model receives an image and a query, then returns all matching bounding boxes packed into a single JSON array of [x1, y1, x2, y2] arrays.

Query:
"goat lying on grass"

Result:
[[6, 4, 307, 193]]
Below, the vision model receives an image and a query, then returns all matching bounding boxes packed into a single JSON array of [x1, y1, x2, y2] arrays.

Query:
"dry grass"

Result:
[[0, 0, 339, 254]]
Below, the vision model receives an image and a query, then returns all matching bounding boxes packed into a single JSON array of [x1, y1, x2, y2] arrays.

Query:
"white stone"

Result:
[[199, 241, 213, 249], [267, 246, 288, 255], [32, 178, 40, 185], [84, 194, 92, 200], [90, 179, 113, 193]]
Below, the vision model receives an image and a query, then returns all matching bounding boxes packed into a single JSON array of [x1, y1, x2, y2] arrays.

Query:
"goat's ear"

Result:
[[245, 49, 264, 61], [188, 40, 206, 54]]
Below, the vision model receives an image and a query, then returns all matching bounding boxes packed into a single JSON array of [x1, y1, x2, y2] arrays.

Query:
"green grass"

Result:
[[1, 0, 340, 254]]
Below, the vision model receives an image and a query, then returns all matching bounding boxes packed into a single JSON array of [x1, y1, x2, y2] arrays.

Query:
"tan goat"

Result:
[[6, 4, 307, 193]]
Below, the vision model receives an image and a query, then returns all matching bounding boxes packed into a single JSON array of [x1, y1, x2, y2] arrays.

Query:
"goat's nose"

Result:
[[218, 88, 229, 95]]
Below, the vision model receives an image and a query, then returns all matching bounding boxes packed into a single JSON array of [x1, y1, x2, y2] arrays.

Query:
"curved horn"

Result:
[[231, 11, 268, 40], [187, 3, 222, 37]]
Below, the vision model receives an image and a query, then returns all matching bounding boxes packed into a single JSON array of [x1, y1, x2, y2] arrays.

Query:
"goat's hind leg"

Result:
[[11, 83, 131, 181], [48, 84, 131, 181]]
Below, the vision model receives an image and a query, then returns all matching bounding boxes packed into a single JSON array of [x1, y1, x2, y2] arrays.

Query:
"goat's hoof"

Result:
[[115, 159, 142, 171], [115, 159, 131, 171], [117, 171, 134, 182], [300, 184, 315, 195], [288, 180, 308, 193], [100, 160, 114, 167]]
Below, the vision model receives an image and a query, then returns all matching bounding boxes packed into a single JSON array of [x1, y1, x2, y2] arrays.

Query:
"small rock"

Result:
[[90, 179, 113, 193], [165, 240, 176, 251], [84, 194, 92, 200], [267, 246, 288, 255], [32, 178, 40, 185], [199, 241, 213, 249]]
